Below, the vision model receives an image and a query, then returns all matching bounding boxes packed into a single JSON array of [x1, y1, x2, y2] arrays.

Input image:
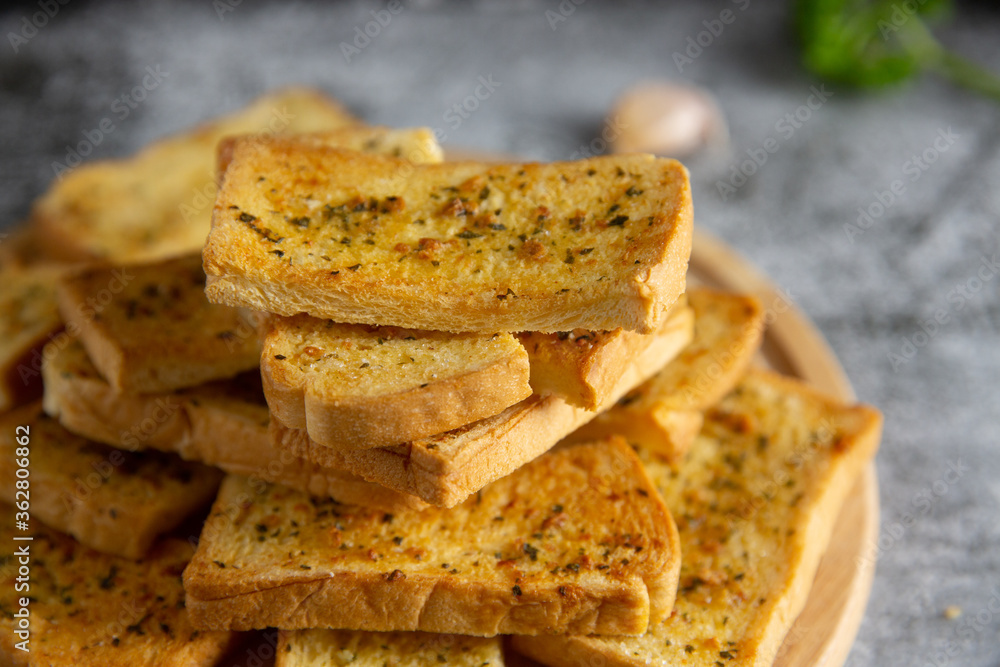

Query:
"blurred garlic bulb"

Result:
[[609, 82, 728, 157]]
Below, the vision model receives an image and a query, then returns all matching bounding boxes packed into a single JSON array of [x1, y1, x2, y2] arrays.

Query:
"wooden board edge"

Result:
[[690, 226, 878, 667]]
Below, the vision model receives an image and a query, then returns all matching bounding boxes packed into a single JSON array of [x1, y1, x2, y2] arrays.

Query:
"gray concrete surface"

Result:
[[1, 1, 998, 665]]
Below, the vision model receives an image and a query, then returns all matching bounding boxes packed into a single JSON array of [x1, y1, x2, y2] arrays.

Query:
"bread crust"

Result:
[[517, 296, 689, 409], [571, 288, 764, 460], [184, 439, 680, 637], [0, 402, 222, 559], [217, 126, 445, 176], [41, 337, 428, 511], [204, 150, 692, 334], [261, 315, 532, 450], [275, 629, 505, 667], [568, 407, 704, 463], [272, 304, 694, 507], [0, 516, 238, 666], [30, 87, 359, 263], [0, 224, 67, 271], [56, 254, 261, 393], [513, 369, 883, 666], [0, 264, 65, 412]]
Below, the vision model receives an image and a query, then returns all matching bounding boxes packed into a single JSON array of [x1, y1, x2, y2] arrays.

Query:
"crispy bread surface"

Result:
[[184, 438, 680, 637], [204, 148, 692, 334], [513, 370, 882, 666]]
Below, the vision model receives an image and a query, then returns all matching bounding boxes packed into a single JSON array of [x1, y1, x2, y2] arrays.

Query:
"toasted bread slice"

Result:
[[272, 303, 694, 507], [516, 295, 689, 410], [570, 288, 764, 460], [0, 514, 238, 666], [204, 146, 693, 334], [512, 369, 882, 667], [0, 402, 222, 559], [0, 264, 64, 412], [32, 87, 359, 263], [0, 224, 65, 270], [56, 254, 261, 393], [276, 630, 504, 667], [41, 337, 428, 511], [262, 315, 531, 450], [217, 126, 444, 176], [0, 226, 32, 271], [184, 437, 680, 637]]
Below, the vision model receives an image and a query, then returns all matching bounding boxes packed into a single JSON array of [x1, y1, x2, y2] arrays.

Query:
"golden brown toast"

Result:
[[31, 87, 359, 263], [276, 630, 504, 667], [0, 514, 238, 666], [204, 147, 693, 334], [0, 224, 65, 270], [0, 264, 64, 412], [261, 316, 531, 450], [216, 125, 443, 176], [512, 369, 882, 666], [271, 303, 694, 507], [41, 337, 428, 511], [516, 295, 690, 410], [183, 438, 680, 637], [56, 254, 260, 394], [570, 288, 764, 460], [0, 402, 222, 559]]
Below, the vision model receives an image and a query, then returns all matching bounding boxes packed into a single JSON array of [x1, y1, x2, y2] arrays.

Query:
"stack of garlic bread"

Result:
[[0, 87, 882, 667], [205, 133, 696, 510]]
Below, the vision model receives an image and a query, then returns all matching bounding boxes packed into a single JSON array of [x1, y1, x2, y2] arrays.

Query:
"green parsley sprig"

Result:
[[795, 0, 1000, 101]]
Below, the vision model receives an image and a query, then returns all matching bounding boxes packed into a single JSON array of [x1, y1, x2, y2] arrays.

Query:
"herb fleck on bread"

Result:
[[0, 515, 238, 666], [183, 438, 680, 637], [41, 337, 428, 511], [513, 370, 882, 666], [0, 402, 222, 559], [204, 148, 692, 334]]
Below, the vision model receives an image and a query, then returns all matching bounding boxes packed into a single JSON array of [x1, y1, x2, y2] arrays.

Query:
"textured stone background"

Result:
[[1, 1, 998, 665]]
